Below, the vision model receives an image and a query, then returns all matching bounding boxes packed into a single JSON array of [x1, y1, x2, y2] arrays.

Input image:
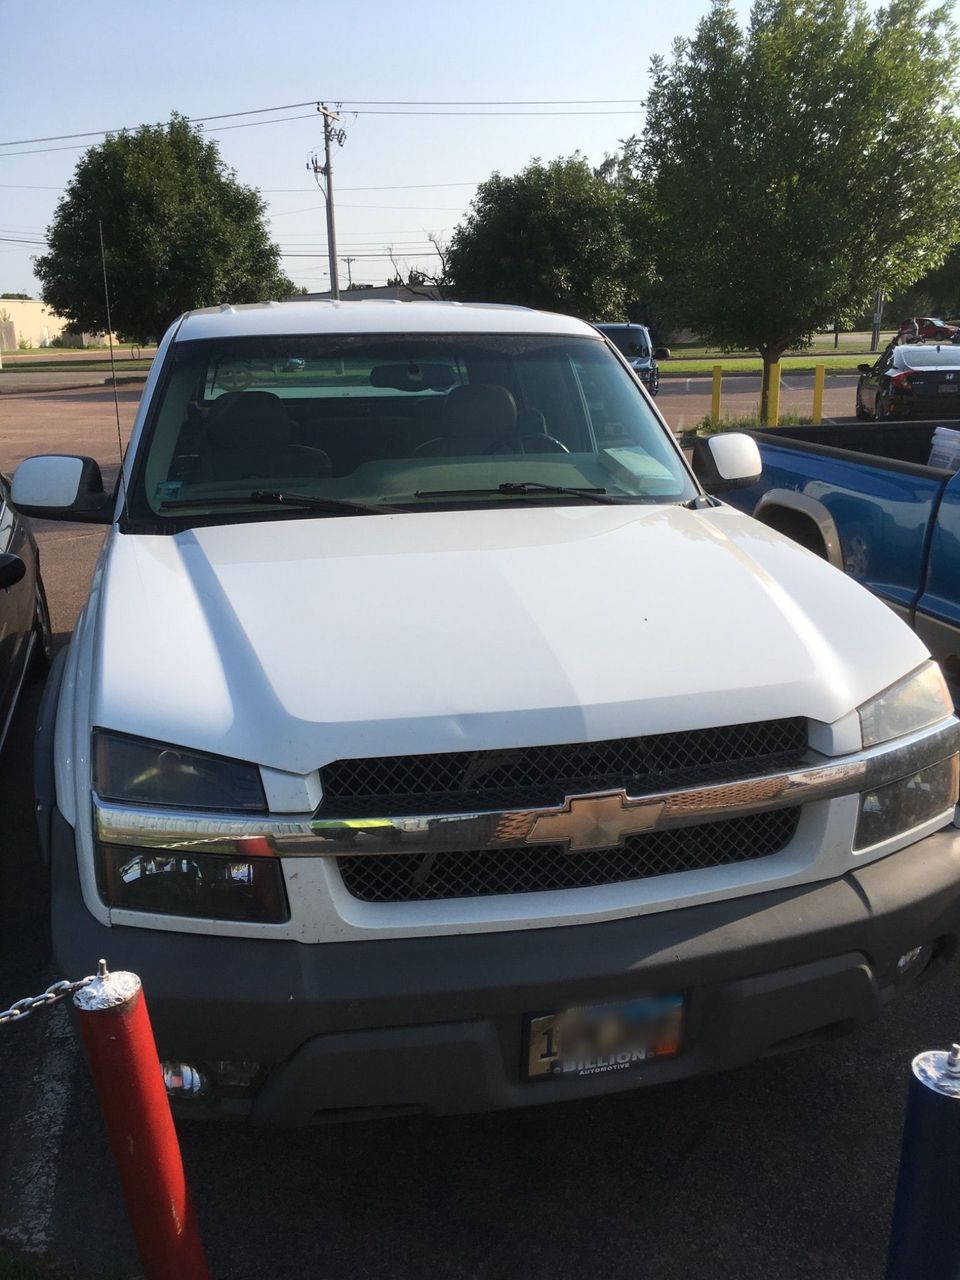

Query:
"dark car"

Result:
[[0, 472, 51, 752], [593, 323, 670, 397], [856, 343, 960, 421]]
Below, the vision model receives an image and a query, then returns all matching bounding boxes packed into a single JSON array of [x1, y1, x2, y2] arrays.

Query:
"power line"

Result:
[[348, 109, 642, 117], [0, 99, 644, 148], [262, 181, 478, 192], [0, 101, 322, 147], [0, 107, 643, 156], [0, 180, 477, 196], [341, 98, 644, 105], [280, 250, 442, 259]]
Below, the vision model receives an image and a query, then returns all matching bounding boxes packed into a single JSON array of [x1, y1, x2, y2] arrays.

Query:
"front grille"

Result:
[[338, 807, 801, 902], [318, 719, 808, 816]]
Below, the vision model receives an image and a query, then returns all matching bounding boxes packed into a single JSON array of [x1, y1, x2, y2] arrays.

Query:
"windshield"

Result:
[[597, 326, 650, 359], [127, 333, 696, 525]]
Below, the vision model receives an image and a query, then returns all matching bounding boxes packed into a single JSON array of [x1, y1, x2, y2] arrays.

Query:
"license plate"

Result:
[[939, 384, 959, 393], [524, 994, 684, 1081]]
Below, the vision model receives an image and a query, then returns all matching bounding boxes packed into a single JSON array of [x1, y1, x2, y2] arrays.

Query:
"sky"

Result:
[[0, 0, 747, 297]]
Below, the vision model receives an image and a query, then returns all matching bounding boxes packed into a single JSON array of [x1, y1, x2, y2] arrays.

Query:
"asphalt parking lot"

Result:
[[0, 384, 958, 1280]]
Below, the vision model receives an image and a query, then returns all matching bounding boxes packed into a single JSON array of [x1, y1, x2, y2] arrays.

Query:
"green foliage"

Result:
[[0, 292, 31, 300], [445, 156, 635, 318], [35, 115, 293, 343], [887, 242, 960, 320], [693, 410, 813, 433], [637, 0, 960, 412]]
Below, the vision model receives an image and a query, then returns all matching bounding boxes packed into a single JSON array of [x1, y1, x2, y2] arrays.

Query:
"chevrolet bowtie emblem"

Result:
[[527, 792, 665, 853]]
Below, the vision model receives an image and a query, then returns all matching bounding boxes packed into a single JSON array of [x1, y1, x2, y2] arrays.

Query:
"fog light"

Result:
[[161, 1061, 207, 1098], [96, 844, 289, 922], [855, 757, 959, 850]]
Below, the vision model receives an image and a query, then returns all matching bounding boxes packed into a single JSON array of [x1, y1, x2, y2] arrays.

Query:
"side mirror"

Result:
[[654, 347, 671, 360], [12, 455, 112, 523], [0, 553, 26, 591], [692, 432, 762, 493], [857, 363, 872, 374]]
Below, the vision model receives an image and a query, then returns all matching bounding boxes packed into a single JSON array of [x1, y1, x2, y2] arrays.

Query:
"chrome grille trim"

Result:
[[93, 717, 960, 859]]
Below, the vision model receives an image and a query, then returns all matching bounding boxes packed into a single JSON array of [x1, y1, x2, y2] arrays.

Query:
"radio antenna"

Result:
[[98, 219, 127, 513]]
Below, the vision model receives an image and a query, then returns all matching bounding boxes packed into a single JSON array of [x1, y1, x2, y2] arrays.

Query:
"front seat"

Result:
[[417, 384, 518, 455], [199, 392, 330, 482]]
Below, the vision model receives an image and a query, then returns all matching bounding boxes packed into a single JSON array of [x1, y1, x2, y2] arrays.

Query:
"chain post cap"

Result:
[[946, 1043, 960, 1076], [73, 961, 141, 1012]]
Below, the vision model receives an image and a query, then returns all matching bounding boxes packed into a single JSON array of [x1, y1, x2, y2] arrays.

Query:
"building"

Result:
[[0, 298, 110, 350]]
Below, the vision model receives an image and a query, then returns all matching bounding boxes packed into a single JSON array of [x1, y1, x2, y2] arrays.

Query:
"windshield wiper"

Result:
[[414, 481, 626, 505], [159, 489, 397, 516]]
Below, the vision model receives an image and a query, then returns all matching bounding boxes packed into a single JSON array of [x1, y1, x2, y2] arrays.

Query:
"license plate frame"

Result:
[[938, 384, 960, 393], [523, 993, 684, 1082]]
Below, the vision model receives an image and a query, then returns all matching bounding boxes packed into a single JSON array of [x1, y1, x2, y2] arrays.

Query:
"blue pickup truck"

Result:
[[718, 422, 960, 680]]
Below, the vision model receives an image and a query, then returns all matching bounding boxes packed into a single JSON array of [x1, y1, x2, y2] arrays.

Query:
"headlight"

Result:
[[858, 662, 953, 749], [93, 730, 266, 812]]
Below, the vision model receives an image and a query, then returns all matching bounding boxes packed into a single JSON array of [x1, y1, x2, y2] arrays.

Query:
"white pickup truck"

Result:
[[15, 301, 960, 1123]]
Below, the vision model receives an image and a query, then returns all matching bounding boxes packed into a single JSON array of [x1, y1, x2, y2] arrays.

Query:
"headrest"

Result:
[[207, 392, 293, 449], [441, 384, 517, 439]]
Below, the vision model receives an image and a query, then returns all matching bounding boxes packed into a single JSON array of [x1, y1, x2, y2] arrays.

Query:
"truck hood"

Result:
[[91, 504, 929, 775]]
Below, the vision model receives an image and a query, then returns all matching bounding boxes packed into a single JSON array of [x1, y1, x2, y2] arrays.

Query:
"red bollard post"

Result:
[[73, 960, 209, 1280]]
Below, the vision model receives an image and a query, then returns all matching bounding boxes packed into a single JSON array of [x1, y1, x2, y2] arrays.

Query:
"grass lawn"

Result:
[[0, 360, 153, 374], [664, 328, 905, 374], [667, 329, 899, 358], [662, 352, 869, 376]]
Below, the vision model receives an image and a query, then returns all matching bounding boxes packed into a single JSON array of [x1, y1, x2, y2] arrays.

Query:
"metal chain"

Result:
[[0, 975, 95, 1026]]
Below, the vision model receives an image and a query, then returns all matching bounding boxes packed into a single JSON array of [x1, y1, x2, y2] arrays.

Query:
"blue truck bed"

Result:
[[721, 423, 960, 674]]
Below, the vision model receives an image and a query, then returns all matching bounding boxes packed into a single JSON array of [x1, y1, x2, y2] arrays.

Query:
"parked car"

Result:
[[14, 301, 960, 1123], [720, 421, 960, 675], [856, 343, 960, 420], [915, 317, 960, 341], [0, 473, 51, 754], [593, 322, 669, 396]]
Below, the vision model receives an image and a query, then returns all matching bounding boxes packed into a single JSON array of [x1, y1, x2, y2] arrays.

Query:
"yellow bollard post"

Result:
[[711, 364, 722, 425], [765, 362, 781, 427], [812, 363, 825, 425]]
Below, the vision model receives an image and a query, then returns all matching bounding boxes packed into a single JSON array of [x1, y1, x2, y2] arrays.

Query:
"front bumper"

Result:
[[53, 809, 960, 1124]]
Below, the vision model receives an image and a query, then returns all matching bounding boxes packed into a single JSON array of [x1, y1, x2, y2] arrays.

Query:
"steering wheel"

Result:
[[484, 433, 570, 455]]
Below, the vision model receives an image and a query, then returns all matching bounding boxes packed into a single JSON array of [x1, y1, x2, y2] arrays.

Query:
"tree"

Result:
[[638, 0, 960, 419], [886, 244, 960, 322], [35, 115, 297, 342], [1, 292, 32, 300], [445, 157, 633, 318], [387, 234, 451, 298]]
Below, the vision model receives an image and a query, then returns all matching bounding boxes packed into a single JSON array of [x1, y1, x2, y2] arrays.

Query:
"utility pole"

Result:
[[307, 103, 346, 300], [870, 288, 884, 353], [342, 256, 356, 289]]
